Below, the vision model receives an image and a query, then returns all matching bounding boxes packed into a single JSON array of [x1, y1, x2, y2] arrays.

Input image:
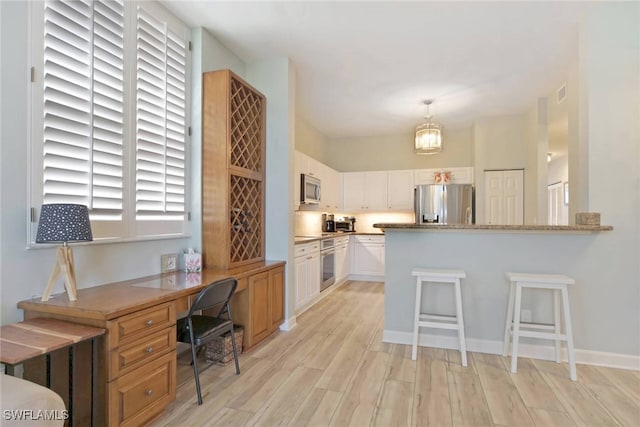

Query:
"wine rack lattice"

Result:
[[230, 77, 263, 172], [230, 175, 262, 263]]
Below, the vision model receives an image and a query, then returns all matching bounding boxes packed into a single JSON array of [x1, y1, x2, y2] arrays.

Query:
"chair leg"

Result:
[[229, 325, 240, 375], [561, 286, 577, 381], [503, 281, 515, 357], [510, 283, 523, 374], [190, 340, 203, 405], [554, 289, 562, 363], [411, 276, 422, 361], [454, 279, 467, 367]]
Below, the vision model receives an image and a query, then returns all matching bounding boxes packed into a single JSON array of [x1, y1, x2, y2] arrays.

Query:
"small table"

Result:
[[0, 318, 105, 426]]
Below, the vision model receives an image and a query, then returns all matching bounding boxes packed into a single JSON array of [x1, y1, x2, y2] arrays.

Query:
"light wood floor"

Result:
[[151, 281, 640, 426]]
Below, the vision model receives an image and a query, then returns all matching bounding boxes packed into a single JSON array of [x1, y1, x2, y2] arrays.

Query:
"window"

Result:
[[30, 0, 191, 242]]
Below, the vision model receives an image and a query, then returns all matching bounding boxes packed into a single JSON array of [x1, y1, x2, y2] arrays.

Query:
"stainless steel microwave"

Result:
[[300, 174, 321, 204]]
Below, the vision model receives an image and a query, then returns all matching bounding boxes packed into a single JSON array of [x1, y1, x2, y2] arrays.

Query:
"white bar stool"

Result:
[[411, 268, 467, 366], [502, 272, 577, 381]]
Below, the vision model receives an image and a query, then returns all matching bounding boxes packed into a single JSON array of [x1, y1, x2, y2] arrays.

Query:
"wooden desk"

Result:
[[0, 318, 105, 426], [17, 261, 285, 427]]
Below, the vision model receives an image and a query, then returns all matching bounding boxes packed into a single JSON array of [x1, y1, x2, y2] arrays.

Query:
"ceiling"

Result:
[[161, 1, 591, 143]]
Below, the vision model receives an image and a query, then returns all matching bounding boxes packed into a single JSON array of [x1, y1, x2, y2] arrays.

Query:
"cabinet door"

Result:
[[342, 172, 366, 211], [325, 166, 340, 210], [449, 167, 474, 184], [249, 271, 271, 343], [269, 266, 285, 330], [353, 243, 384, 276], [364, 171, 388, 210], [307, 252, 321, 301], [294, 256, 309, 308], [414, 168, 437, 185], [387, 170, 414, 210], [335, 244, 348, 281]]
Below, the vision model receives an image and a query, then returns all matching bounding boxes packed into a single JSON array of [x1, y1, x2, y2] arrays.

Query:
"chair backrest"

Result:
[[188, 277, 238, 318]]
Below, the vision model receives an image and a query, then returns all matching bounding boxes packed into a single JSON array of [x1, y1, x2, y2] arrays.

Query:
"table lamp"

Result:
[[36, 204, 93, 301]]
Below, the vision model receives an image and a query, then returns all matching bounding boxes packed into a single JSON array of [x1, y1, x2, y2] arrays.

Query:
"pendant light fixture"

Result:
[[414, 100, 443, 155]]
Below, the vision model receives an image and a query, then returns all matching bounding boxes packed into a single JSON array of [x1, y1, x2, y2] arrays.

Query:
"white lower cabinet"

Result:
[[351, 235, 385, 278], [334, 236, 350, 283], [294, 242, 320, 310]]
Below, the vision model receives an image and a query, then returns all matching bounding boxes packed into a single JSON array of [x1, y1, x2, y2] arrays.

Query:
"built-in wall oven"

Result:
[[320, 238, 336, 291]]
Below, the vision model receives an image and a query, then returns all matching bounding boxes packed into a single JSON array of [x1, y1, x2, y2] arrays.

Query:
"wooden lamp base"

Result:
[[41, 245, 78, 302]]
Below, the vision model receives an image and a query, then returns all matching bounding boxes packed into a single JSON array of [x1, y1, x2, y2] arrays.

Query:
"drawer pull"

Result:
[[146, 347, 154, 354], [145, 389, 153, 396], [145, 320, 153, 327]]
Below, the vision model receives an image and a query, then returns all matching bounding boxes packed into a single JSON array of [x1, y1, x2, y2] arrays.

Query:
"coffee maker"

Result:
[[322, 213, 336, 232]]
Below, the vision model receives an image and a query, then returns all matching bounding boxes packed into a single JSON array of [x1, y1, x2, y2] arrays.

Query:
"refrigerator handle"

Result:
[[414, 187, 419, 224]]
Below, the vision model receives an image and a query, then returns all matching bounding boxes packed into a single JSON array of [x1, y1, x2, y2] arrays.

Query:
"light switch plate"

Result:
[[161, 253, 178, 273]]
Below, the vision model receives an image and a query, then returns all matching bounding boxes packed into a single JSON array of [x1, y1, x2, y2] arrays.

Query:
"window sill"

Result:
[[26, 233, 192, 250]]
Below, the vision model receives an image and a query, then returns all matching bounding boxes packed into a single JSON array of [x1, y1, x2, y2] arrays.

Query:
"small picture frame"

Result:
[[563, 182, 569, 206]]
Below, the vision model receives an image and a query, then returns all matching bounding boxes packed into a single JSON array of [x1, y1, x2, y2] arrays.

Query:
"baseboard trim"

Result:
[[383, 329, 640, 371], [279, 316, 297, 331], [347, 274, 384, 282]]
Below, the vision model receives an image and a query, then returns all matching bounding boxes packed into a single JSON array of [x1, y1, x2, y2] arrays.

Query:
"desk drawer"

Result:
[[109, 326, 176, 381], [108, 351, 176, 427], [108, 302, 176, 349]]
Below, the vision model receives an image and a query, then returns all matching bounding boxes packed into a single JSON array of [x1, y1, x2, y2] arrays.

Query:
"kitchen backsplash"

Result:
[[295, 210, 414, 235]]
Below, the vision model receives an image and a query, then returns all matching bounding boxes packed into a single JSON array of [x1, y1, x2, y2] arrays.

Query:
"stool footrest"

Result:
[[420, 313, 457, 322], [516, 330, 568, 340], [508, 322, 557, 331], [417, 320, 461, 331]]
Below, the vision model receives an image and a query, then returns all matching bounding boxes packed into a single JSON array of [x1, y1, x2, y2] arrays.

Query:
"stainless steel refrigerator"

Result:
[[414, 184, 475, 225]]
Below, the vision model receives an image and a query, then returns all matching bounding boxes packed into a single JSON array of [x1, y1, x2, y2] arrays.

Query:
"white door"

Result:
[[547, 182, 567, 225], [503, 170, 524, 225], [484, 170, 524, 225]]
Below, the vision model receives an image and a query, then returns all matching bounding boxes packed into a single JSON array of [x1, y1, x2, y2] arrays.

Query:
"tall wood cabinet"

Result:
[[202, 69, 266, 269], [202, 69, 284, 350]]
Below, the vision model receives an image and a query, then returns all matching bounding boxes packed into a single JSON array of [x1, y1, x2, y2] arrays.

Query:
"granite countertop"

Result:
[[373, 223, 613, 232], [294, 232, 384, 244]]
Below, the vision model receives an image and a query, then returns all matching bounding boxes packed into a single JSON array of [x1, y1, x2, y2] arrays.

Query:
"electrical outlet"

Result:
[[521, 309, 532, 323]]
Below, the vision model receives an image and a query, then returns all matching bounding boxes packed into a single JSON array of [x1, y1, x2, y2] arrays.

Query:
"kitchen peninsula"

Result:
[[372, 222, 635, 367]]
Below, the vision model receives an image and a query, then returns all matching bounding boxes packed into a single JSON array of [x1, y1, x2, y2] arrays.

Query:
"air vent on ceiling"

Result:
[[557, 83, 567, 104]]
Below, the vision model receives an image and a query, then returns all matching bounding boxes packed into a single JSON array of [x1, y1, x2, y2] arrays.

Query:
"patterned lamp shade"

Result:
[[36, 204, 93, 243]]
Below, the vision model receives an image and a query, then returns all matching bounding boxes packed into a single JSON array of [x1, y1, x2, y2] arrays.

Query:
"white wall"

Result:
[[384, 2, 640, 362], [295, 117, 332, 166], [473, 115, 528, 224], [548, 156, 569, 185], [328, 127, 472, 172], [245, 59, 297, 327], [190, 27, 246, 254], [524, 99, 549, 225], [0, 2, 186, 324]]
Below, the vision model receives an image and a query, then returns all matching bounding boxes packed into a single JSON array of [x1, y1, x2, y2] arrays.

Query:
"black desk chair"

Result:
[[176, 277, 240, 405]]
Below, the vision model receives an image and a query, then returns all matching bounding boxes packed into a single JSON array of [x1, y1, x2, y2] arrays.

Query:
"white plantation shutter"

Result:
[[135, 6, 186, 221], [31, 0, 190, 242], [42, 0, 124, 219]]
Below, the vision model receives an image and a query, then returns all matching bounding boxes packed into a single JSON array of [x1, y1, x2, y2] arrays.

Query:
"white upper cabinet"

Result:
[[295, 150, 339, 210], [387, 170, 414, 210], [297, 151, 321, 178], [317, 162, 340, 210], [342, 171, 388, 212]]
